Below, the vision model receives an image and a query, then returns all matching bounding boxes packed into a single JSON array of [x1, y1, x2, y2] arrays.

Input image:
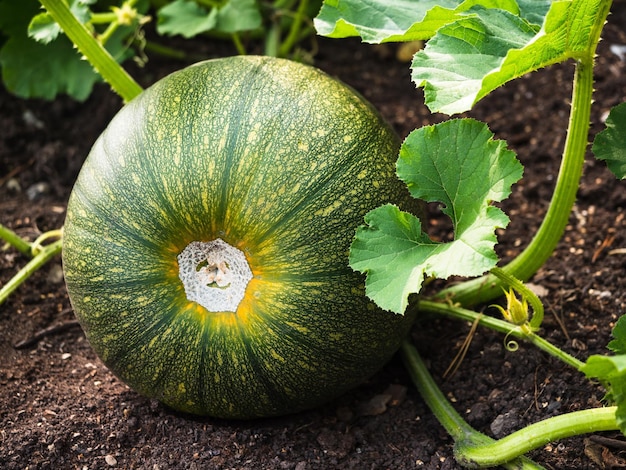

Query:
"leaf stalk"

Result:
[[38, 0, 143, 103]]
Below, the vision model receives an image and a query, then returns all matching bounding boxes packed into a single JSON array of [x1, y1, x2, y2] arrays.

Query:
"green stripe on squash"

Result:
[[62, 56, 421, 419]]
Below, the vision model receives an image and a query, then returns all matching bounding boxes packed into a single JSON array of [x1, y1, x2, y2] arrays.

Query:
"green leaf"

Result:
[[28, 13, 63, 44], [1, 0, 135, 101], [314, 0, 523, 44], [592, 102, 626, 179], [515, 0, 551, 25], [27, 0, 92, 44], [582, 316, 626, 435], [412, 0, 609, 114], [582, 355, 626, 434], [157, 0, 218, 38], [607, 314, 626, 355], [0, 0, 99, 100], [0, 33, 100, 101], [349, 119, 523, 313], [0, 0, 39, 36], [157, 0, 261, 37], [215, 0, 262, 33]]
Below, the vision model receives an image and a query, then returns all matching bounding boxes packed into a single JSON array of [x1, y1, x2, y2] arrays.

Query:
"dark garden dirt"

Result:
[[2, 5, 626, 469]]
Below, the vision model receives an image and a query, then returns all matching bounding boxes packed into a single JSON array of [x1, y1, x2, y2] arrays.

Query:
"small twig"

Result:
[[545, 296, 571, 341], [14, 315, 80, 349], [588, 435, 626, 450], [592, 234, 616, 263], [443, 313, 482, 379]]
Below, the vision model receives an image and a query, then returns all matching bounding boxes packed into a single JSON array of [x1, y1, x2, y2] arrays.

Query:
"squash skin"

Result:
[[62, 56, 420, 418]]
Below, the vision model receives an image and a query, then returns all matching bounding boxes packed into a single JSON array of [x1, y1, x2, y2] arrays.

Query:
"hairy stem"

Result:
[[38, 0, 143, 102]]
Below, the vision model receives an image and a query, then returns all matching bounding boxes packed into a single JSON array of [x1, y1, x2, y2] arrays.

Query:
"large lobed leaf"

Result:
[[157, 0, 261, 38], [316, 0, 607, 115], [349, 119, 523, 314], [314, 0, 524, 43], [412, 0, 609, 114]]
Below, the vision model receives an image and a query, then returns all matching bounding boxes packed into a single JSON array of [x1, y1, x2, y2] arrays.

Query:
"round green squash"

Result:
[[62, 56, 419, 419]]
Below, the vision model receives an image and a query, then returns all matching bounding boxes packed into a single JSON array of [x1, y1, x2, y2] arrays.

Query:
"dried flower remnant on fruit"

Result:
[[178, 239, 253, 313]]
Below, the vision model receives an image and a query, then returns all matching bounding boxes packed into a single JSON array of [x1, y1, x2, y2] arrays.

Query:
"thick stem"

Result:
[[38, 0, 143, 103], [400, 341, 546, 469], [456, 406, 618, 467]]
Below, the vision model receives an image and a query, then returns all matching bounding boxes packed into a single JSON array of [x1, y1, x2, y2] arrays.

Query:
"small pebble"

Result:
[[105, 454, 117, 466], [5, 178, 21, 193], [26, 182, 51, 201], [47, 264, 64, 284], [490, 410, 521, 438], [359, 393, 392, 416], [22, 109, 45, 129]]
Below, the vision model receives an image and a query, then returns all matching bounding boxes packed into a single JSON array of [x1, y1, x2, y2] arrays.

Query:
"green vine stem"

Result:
[[0, 224, 32, 256], [278, 0, 310, 57], [38, 0, 143, 103], [0, 239, 63, 307], [456, 406, 618, 468], [400, 341, 546, 469], [419, 299, 585, 371], [402, 340, 618, 468], [434, 0, 612, 308]]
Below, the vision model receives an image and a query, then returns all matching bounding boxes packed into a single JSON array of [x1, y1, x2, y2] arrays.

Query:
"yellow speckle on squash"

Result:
[[286, 321, 309, 334], [297, 141, 309, 151], [329, 333, 343, 341], [314, 200, 342, 217], [270, 349, 285, 363]]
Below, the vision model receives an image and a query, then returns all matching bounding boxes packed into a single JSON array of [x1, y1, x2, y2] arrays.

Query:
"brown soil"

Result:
[[2, 5, 626, 469]]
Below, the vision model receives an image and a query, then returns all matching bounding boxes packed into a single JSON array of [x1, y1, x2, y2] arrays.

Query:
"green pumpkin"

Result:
[[62, 56, 420, 418]]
